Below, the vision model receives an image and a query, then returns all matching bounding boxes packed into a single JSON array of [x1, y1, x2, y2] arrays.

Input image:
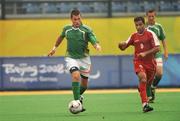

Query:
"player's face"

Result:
[[71, 14, 82, 28], [135, 21, 145, 34], [147, 12, 156, 25]]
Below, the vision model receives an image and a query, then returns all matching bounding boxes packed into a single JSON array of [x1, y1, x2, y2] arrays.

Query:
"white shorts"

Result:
[[65, 56, 91, 77], [155, 58, 163, 67]]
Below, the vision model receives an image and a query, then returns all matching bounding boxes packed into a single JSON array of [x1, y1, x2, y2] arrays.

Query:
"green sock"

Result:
[[72, 82, 80, 100], [80, 85, 87, 95], [146, 85, 152, 97], [153, 76, 161, 87]]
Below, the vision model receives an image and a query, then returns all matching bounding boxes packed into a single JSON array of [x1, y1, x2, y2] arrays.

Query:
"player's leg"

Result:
[[146, 84, 152, 101], [65, 57, 81, 100], [137, 72, 148, 106], [71, 69, 81, 100], [134, 61, 153, 112], [145, 62, 157, 103], [153, 63, 163, 87], [78, 56, 91, 96], [151, 57, 163, 101], [137, 72, 153, 112], [79, 75, 88, 112], [78, 56, 91, 112], [80, 75, 88, 96]]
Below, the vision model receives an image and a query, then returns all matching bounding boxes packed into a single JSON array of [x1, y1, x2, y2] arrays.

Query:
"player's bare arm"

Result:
[[138, 46, 160, 58], [162, 40, 168, 60], [118, 42, 127, 51], [48, 36, 64, 56]]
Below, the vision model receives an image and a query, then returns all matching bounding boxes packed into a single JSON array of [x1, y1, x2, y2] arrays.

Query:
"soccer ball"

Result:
[[68, 100, 82, 114]]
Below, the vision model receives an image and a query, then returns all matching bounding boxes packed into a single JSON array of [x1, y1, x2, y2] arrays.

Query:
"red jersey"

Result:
[[126, 29, 160, 62]]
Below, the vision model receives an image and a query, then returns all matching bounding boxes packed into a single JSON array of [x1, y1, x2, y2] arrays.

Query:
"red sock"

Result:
[[138, 82, 148, 104]]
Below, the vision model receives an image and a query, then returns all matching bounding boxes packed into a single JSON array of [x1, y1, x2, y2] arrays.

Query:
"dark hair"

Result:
[[146, 9, 156, 15], [134, 16, 145, 24], [70, 9, 81, 18]]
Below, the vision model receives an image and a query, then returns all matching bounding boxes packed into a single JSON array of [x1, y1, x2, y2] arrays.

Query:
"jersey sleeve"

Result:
[[158, 24, 166, 41], [87, 29, 99, 45], [125, 34, 134, 47], [60, 26, 66, 38], [149, 31, 160, 47]]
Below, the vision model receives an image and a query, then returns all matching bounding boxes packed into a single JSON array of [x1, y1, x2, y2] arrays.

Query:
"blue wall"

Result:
[[0, 54, 180, 90]]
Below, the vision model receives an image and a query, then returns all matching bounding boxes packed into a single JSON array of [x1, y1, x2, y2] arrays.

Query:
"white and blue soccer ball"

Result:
[[68, 100, 82, 114]]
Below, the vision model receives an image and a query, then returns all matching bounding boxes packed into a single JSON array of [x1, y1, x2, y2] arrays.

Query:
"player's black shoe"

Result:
[[143, 104, 153, 113], [81, 108, 86, 112]]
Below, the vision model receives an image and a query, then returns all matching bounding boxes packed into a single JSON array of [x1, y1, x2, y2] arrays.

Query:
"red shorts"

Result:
[[134, 60, 156, 84]]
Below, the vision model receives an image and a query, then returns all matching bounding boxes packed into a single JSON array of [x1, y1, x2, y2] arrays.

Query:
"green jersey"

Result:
[[146, 22, 166, 58], [60, 24, 98, 59]]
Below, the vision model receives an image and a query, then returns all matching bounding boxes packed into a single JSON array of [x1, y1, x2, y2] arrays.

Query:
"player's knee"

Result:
[[138, 72, 147, 83], [140, 75, 147, 83], [156, 71, 163, 78], [71, 68, 80, 81], [156, 66, 163, 76], [72, 72, 81, 81], [139, 76, 147, 83], [140, 78, 147, 83]]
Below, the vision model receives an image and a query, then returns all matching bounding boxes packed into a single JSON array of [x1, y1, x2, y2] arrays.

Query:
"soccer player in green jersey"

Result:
[[146, 9, 168, 103], [48, 9, 101, 112]]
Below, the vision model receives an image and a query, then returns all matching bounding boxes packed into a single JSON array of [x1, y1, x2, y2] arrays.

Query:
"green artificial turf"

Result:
[[0, 92, 180, 121]]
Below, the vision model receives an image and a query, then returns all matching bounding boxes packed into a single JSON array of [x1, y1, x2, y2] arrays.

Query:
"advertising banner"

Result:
[[0, 55, 180, 90]]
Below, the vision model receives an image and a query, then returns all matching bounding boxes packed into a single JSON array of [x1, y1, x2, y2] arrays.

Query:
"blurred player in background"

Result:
[[118, 16, 160, 113], [146, 9, 168, 103], [48, 9, 101, 112]]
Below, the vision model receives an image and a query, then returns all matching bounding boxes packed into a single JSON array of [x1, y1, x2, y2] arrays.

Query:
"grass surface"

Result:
[[0, 92, 180, 121]]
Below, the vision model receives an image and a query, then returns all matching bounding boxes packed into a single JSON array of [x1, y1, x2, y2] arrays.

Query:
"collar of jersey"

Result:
[[147, 22, 157, 27], [72, 24, 83, 30], [137, 29, 146, 35], [72, 26, 79, 30]]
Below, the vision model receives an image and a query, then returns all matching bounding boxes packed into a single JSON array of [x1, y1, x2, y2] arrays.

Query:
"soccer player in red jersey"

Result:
[[118, 16, 160, 113]]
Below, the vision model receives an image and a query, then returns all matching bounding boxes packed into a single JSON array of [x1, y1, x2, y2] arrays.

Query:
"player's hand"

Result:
[[164, 53, 168, 61], [48, 50, 56, 56], [94, 44, 102, 51], [118, 42, 126, 50], [48, 46, 57, 56], [138, 52, 146, 58]]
